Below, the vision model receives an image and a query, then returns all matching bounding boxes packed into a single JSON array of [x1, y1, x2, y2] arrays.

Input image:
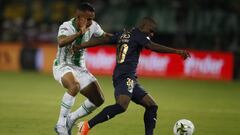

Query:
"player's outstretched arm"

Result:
[[146, 41, 191, 60], [73, 36, 112, 51], [103, 32, 114, 37]]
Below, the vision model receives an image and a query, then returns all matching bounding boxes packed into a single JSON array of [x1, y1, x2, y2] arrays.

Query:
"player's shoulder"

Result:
[[58, 19, 75, 32], [131, 28, 150, 44], [60, 19, 71, 27], [89, 20, 104, 36], [132, 28, 147, 38], [89, 20, 101, 29], [92, 20, 100, 26], [59, 19, 74, 28], [132, 28, 142, 35]]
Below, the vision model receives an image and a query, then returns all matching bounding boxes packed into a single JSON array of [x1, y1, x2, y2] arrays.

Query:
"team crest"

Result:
[[126, 78, 134, 93]]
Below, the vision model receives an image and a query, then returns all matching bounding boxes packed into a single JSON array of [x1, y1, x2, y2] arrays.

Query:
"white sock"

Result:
[[57, 92, 75, 126], [70, 99, 97, 122]]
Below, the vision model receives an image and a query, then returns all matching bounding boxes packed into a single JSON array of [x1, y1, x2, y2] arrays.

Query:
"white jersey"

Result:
[[54, 18, 104, 68]]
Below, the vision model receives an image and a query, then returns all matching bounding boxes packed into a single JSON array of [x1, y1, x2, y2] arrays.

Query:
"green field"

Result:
[[0, 72, 240, 135]]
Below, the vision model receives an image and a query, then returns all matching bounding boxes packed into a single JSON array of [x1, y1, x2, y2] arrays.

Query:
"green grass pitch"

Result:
[[0, 71, 240, 135]]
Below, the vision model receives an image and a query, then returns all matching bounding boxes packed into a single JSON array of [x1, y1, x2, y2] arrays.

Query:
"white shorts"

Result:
[[53, 64, 97, 90]]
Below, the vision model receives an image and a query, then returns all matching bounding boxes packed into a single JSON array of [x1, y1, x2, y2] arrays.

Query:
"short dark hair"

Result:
[[137, 17, 156, 28], [77, 2, 95, 12]]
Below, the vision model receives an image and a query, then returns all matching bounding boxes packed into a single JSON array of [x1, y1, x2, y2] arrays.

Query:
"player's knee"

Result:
[[147, 105, 158, 113], [118, 103, 128, 113], [145, 105, 158, 117], [71, 82, 80, 91], [68, 82, 80, 96], [144, 105, 158, 129], [117, 98, 130, 111]]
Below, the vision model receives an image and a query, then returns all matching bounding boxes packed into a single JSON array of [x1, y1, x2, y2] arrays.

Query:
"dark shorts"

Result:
[[113, 77, 148, 104]]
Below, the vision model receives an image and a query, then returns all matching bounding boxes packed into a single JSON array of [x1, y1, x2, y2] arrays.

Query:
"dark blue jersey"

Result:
[[109, 28, 151, 80]]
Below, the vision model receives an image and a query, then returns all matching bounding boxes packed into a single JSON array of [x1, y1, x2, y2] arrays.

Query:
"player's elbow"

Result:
[[146, 42, 156, 51], [147, 44, 156, 51], [148, 43, 164, 53], [57, 35, 69, 47]]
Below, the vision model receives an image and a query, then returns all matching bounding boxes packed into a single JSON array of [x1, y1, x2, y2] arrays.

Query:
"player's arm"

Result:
[[58, 31, 84, 47], [76, 31, 113, 48], [73, 31, 119, 52], [146, 41, 190, 60], [73, 36, 112, 51], [102, 32, 114, 37]]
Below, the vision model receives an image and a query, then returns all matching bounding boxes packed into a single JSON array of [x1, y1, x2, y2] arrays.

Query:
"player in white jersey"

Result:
[[53, 3, 111, 135]]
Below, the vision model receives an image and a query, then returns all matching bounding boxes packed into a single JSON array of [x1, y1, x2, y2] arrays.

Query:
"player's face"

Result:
[[145, 23, 156, 37], [84, 11, 95, 28], [76, 10, 95, 28]]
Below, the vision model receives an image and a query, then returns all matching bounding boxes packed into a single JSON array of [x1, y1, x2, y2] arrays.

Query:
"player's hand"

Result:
[[177, 50, 191, 60], [77, 17, 89, 36]]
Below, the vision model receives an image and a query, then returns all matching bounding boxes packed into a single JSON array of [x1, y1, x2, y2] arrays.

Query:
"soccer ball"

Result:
[[173, 119, 195, 135]]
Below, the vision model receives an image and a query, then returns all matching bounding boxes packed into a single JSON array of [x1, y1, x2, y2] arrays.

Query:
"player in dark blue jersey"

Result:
[[73, 17, 190, 135]]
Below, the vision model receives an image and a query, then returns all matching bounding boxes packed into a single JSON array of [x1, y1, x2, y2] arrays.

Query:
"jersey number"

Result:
[[117, 44, 129, 63]]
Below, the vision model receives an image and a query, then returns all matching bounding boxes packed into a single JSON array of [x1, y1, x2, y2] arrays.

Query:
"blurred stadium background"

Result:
[[0, 0, 240, 135]]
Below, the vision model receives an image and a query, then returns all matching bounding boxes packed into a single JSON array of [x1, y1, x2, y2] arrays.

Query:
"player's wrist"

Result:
[[76, 31, 83, 37]]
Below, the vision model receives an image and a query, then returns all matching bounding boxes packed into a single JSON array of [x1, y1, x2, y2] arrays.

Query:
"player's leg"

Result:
[[77, 95, 130, 135], [53, 64, 81, 135], [77, 77, 134, 135], [59, 71, 80, 123], [80, 80, 105, 107], [131, 84, 158, 135], [66, 71, 104, 135], [87, 94, 130, 128], [88, 76, 135, 128], [141, 94, 158, 135], [68, 80, 104, 123], [54, 70, 80, 135]]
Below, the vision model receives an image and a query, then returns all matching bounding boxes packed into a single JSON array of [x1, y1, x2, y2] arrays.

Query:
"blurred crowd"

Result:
[[0, 0, 240, 53]]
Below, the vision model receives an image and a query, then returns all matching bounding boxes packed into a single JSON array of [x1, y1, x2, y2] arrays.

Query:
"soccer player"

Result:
[[53, 3, 111, 135], [74, 17, 190, 135]]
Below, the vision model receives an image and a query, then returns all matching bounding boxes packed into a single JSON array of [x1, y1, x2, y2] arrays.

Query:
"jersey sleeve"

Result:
[[93, 22, 104, 37], [57, 23, 72, 37], [136, 33, 151, 47]]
